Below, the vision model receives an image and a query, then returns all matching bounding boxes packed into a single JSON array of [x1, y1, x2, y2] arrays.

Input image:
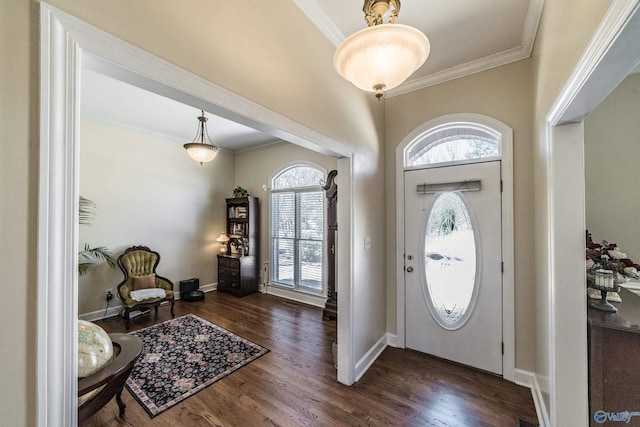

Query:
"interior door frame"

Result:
[[395, 113, 515, 382], [544, 1, 640, 425], [38, 3, 355, 426]]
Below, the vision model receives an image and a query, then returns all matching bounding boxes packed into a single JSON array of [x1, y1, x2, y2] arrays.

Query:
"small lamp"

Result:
[[216, 232, 230, 254]]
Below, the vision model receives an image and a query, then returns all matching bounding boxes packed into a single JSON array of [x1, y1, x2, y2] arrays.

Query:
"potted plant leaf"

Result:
[[78, 196, 116, 275], [233, 185, 248, 198]]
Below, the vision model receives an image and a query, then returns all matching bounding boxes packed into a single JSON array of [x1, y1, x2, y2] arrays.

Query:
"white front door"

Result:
[[405, 161, 503, 375]]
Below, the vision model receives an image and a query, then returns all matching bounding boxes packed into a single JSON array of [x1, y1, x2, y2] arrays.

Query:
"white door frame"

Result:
[[395, 113, 515, 382], [38, 4, 355, 426], [545, 1, 640, 425]]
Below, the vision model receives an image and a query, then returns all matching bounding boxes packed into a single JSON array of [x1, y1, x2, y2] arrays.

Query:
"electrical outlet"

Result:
[[105, 289, 113, 301]]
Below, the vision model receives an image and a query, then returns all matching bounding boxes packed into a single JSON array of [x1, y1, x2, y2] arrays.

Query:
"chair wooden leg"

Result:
[[170, 300, 175, 317], [125, 310, 131, 330]]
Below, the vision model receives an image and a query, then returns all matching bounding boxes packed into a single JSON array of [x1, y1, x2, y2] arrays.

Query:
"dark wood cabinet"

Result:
[[588, 287, 640, 426], [217, 196, 259, 297]]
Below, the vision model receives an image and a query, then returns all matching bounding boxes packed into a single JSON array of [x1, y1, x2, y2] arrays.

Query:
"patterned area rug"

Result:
[[126, 314, 269, 418]]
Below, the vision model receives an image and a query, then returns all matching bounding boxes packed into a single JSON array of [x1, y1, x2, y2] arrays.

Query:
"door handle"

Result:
[[406, 266, 414, 273]]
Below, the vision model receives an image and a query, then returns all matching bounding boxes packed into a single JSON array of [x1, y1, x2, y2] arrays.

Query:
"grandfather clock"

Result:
[[323, 170, 338, 320]]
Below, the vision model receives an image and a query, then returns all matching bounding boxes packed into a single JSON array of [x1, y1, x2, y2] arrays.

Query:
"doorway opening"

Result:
[[395, 113, 516, 381]]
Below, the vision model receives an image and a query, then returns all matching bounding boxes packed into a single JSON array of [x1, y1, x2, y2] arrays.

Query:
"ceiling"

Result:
[[81, 0, 543, 152]]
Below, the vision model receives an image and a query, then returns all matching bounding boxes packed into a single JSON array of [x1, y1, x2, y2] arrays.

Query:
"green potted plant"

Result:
[[78, 196, 116, 275], [233, 185, 248, 198]]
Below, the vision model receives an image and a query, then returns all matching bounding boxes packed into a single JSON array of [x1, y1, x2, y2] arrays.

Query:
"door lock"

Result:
[[406, 266, 414, 272], [407, 255, 414, 260]]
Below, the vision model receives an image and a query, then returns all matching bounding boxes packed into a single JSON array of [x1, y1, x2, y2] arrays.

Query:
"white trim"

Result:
[[386, 333, 399, 348], [292, 0, 345, 46], [395, 113, 515, 382], [337, 156, 355, 385], [38, 6, 81, 425], [293, 0, 543, 97], [78, 283, 216, 322], [265, 285, 327, 308], [515, 369, 550, 427], [38, 4, 355, 425], [79, 303, 123, 322], [544, 1, 640, 425], [354, 333, 388, 382]]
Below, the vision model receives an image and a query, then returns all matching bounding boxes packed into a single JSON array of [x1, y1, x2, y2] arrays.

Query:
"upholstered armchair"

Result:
[[116, 245, 175, 329]]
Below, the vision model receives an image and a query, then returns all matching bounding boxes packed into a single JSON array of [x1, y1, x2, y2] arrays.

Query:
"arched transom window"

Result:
[[270, 165, 325, 294], [405, 123, 501, 167]]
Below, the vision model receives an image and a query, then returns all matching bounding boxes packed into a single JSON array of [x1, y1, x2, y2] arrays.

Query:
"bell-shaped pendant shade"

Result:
[[183, 110, 220, 165], [184, 143, 219, 165], [334, 24, 430, 98]]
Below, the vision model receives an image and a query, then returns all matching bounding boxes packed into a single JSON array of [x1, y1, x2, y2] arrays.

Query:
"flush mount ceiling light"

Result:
[[183, 110, 220, 165], [334, 0, 430, 100]]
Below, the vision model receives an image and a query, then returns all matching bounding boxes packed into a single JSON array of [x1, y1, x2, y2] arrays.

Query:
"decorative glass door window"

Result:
[[423, 191, 478, 329], [405, 123, 500, 167]]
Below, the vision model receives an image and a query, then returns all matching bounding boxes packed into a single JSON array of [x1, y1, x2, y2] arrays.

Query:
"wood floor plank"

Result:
[[81, 291, 538, 426]]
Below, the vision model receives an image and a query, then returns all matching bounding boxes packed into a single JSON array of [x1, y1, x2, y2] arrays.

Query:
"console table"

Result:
[[588, 287, 640, 426]]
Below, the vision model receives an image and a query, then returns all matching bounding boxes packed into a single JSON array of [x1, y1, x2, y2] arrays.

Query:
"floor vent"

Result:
[[283, 301, 300, 308]]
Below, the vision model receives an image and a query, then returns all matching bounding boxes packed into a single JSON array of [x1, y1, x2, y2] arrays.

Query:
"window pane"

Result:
[[424, 192, 477, 328], [272, 238, 294, 287], [299, 240, 323, 290], [271, 192, 295, 238], [270, 165, 325, 295], [298, 192, 324, 240], [406, 125, 500, 166], [273, 166, 324, 189]]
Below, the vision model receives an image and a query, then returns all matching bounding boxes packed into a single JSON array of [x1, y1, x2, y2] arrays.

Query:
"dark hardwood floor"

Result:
[[82, 291, 538, 426]]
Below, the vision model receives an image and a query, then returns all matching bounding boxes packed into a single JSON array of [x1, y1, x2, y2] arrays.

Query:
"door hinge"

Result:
[[500, 180, 503, 192], [502, 342, 504, 355], [501, 261, 504, 273]]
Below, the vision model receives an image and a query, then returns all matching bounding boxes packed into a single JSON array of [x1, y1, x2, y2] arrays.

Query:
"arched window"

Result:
[[405, 123, 501, 167], [270, 164, 325, 294]]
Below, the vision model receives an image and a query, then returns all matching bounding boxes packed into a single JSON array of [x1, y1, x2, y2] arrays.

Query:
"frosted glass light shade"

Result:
[[184, 143, 219, 164], [334, 24, 430, 97]]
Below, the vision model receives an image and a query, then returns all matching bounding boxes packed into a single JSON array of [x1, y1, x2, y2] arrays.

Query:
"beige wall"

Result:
[[530, 0, 614, 418], [2, 1, 385, 424], [585, 73, 640, 261], [78, 118, 234, 315], [1, 1, 38, 425], [385, 59, 536, 371], [234, 142, 338, 282]]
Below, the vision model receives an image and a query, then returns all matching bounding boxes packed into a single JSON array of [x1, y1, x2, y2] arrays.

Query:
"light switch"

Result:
[[364, 236, 371, 250]]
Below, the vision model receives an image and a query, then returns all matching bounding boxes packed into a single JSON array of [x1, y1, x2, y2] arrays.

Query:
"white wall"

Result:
[[78, 118, 234, 315], [585, 73, 640, 261]]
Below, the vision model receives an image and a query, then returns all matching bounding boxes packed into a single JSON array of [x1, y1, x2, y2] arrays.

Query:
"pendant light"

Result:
[[334, 0, 430, 100], [183, 110, 220, 165]]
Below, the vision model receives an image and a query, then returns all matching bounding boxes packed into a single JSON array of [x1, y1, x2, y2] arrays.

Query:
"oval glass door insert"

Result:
[[423, 191, 478, 329]]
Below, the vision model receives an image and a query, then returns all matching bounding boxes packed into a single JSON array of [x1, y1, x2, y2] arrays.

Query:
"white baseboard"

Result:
[[386, 333, 399, 347], [515, 369, 550, 427], [79, 303, 124, 322], [79, 282, 217, 322], [264, 285, 327, 308], [354, 333, 388, 382]]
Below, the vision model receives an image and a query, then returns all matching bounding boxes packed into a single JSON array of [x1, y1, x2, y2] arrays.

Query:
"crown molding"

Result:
[[296, 0, 544, 97], [387, 0, 543, 97], [292, 0, 345, 46]]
